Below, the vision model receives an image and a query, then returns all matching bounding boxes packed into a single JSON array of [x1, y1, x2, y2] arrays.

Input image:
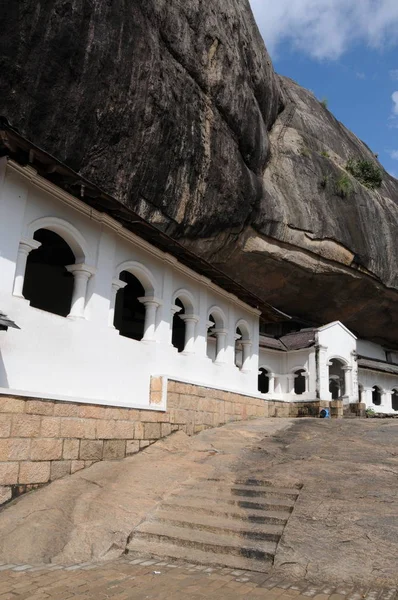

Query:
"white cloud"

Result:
[[390, 70, 398, 80], [392, 91, 398, 115], [390, 150, 398, 160], [249, 0, 398, 60]]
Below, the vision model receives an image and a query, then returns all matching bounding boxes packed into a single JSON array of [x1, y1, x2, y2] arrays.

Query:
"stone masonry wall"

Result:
[[0, 378, 342, 506]]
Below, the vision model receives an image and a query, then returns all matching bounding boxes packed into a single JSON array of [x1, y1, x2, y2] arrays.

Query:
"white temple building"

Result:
[[1, 129, 398, 417]]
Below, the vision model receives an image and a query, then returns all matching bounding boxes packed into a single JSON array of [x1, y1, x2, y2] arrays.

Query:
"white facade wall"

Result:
[[317, 322, 358, 403], [356, 340, 386, 361], [258, 347, 316, 401], [0, 161, 261, 409], [358, 370, 398, 414]]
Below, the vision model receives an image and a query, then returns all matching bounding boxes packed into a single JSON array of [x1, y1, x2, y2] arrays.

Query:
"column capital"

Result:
[[20, 238, 42, 252], [66, 263, 96, 278], [240, 340, 252, 347], [342, 366, 353, 372], [138, 296, 163, 308], [112, 278, 128, 292], [213, 328, 228, 336], [180, 314, 199, 324], [171, 303, 183, 316]]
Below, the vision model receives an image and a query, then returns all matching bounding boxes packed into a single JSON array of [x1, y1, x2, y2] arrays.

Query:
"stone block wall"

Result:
[[0, 379, 343, 506]]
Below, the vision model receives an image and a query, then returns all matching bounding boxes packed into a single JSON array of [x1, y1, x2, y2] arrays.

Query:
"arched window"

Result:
[[372, 386, 381, 406], [258, 368, 270, 394], [206, 315, 217, 361], [114, 271, 146, 341], [328, 359, 346, 399], [172, 298, 186, 353], [22, 229, 75, 317], [206, 308, 227, 363], [294, 369, 306, 395], [234, 321, 251, 371], [171, 291, 197, 355], [392, 390, 398, 411]]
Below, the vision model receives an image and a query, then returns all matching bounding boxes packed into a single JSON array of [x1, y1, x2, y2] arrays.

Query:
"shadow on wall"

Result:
[[0, 347, 9, 388]]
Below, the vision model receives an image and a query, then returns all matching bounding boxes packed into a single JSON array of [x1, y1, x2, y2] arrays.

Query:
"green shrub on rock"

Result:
[[346, 158, 382, 189]]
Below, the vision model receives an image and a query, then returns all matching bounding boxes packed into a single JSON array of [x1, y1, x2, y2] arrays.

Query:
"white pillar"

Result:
[[268, 374, 275, 395], [139, 296, 162, 342], [342, 366, 353, 401], [180, 315, 199, 354], [385, 391, 393, 413], [13, 239, 41, 298], [66, 264, 96, 319], [109, 278, 128, 328], [241, 341, 252, 372], [214, 328, 228, 364], [288, 374, 295, 394]]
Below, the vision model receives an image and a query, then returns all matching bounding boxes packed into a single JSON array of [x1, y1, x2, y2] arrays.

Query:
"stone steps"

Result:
[[160, 498, 292, 524], [127, 538, 272, 572], [154, 510, 285, 541], [167, 490, 295, 512], [177, 483, 299, 500], [133, 521, 277, 559], [127, 477, 300, 572]]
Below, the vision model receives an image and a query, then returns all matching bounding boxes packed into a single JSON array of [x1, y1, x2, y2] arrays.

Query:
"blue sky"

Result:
[[249, 0, 398, 179]]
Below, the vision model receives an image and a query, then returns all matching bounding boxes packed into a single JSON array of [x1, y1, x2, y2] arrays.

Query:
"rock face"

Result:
[[1, 1, 398, 345]]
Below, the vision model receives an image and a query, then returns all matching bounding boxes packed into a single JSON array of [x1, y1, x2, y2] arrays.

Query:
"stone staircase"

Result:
[[127, 478, 301, 572]]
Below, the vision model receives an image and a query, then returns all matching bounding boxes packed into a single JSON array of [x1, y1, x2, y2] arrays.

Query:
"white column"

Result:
[[180, 315, 199, 354], [268, 374, 275, 395], [342, 366, 353, 401], [288, 374, 295, 394], [13, 239, 41, 298], [317, 345, 330, 399], [241, 341, 252, 372], [109, 278, 128, 327], [384, 391, 393, 413], [66, 264, 96, 319], [139, 296, 162, 342], [364, 387, 373, 407], [214, 328, 228, 364]]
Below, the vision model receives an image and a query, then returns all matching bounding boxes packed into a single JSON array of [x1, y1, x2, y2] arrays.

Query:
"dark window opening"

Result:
[[114, 271, 146, 341], [392, 390, 398, 411], [329, 379, 340, 400], [328, 359, 346, 399], [258, 368, 270, 394], [372, 386, 381, 406], [234, 327, 243, 367], [358, 385, 363, 403], [23, 228, 75, 317], [206, 314, 216, 360], [294, 369, 306, 395], [172, 298, 185, 353]]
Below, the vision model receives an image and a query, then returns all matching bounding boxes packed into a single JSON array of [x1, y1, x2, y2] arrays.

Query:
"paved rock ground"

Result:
[[1, 417, 398, 595], [0, 555, 397, 600]]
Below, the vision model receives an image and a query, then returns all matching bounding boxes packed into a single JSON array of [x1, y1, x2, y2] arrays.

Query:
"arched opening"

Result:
[[114, 271, 146, 341], [22, 228, 75, 317], [234, 328, 242, 367], [392, 390, 398, 411], [358, 384, 363, 403], [206, 315, 217, 360], [206, 308, 226, 363], [294, 369, 306, 395], [372, 385, 382, 406], [234, 322, 251, 370], [328, 359, 346, 399], [172, 298, 186, 353], [258, 368, 270, 394]]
